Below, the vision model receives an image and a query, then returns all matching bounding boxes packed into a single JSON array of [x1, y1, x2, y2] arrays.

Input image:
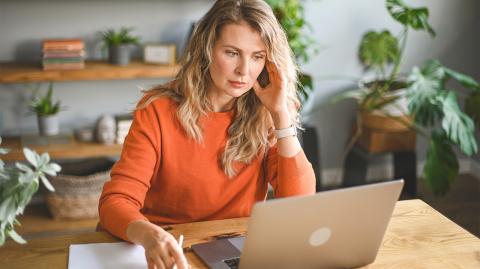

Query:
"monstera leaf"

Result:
[[386, 0, 435, 36], [438, 92, 478, 156], [443, 67, 480, 90], [424, 132, 459, 195], [407, 59, 480, 140], [358, 30, 399, 72], [406, 62, 444, 126]]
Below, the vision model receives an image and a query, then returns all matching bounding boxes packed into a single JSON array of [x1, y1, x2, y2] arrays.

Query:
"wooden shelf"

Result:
[[1, 136, 123, 162], [0, 60, 179, 83]]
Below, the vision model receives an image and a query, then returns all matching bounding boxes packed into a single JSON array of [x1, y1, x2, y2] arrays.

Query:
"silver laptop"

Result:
[[192, 179, 404, 269]]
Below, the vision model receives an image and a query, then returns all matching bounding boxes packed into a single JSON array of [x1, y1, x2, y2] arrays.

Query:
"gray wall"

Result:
[[0, 0, 212, 134], [1, 0, 479, 172]]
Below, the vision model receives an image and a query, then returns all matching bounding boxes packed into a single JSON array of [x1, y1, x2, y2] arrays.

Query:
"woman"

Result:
[[99, 0, 315, 268]]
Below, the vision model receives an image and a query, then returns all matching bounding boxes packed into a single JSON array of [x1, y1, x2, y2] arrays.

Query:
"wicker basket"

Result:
[[44, 158, 114, 220]]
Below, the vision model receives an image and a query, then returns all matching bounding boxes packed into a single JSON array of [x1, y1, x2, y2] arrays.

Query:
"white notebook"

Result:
[[68, 242, 147, 269]]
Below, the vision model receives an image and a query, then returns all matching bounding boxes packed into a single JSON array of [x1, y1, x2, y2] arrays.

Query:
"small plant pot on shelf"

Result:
[[37, 114, 59, 136], [108, 45, 131, 65]]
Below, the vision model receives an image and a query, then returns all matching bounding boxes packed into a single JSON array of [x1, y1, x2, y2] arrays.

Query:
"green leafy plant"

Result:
[[0, 136, 61, 246], [29, 82, 61, 116], [335, 0, 480, 195], [265, 0, 319, 104], [101, 27, 140, 47]]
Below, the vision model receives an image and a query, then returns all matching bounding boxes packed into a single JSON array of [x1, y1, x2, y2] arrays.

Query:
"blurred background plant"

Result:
[[28, 82, 64, 136], [100, 26, 140, 48], [0, 136, 61, 246], [100, 26, 140, 65], [266, 0, 319, 105], [29, 82, 61, 117], [334, 0, 480, 195]]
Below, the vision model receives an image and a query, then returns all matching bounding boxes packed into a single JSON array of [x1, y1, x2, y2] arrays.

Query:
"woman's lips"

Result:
[[229, 80, 247, 88]]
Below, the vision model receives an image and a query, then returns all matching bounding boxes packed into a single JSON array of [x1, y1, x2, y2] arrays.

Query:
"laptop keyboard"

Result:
[[223, 257, 240, 269]]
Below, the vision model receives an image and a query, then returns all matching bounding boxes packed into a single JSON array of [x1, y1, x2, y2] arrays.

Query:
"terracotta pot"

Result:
[[360, 112, 412, 132]]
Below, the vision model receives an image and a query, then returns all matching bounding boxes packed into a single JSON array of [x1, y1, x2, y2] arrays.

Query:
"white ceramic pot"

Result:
[[38, 114, 59, 136], [95, 114, 116, 144]]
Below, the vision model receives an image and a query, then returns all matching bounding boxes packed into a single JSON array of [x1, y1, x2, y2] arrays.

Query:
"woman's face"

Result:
[[209, 21, 267, 105]]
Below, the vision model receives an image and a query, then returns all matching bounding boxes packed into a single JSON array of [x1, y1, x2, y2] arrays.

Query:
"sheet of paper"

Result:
[[68, 242, 147, 269]]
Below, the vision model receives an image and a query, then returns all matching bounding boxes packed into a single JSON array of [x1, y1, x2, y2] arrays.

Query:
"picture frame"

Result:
[[143, 44, 176, 65]]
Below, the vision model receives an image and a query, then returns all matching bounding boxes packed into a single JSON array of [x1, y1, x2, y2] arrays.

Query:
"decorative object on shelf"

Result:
[[42, 38, 85, 70], [143, 44, 176, 65], [114, 113, 133, 144], [44, 158, 114, 219], [334, 0, 480, 195], [74, 127, 95, 142], [28, 82, 63, 136], [95, 114, 116, 144], [101, 27, 141, 66], [0, 136, 61, 246]]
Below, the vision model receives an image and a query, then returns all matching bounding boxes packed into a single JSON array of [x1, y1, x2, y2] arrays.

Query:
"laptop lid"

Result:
[[239, 179, 404, 269]]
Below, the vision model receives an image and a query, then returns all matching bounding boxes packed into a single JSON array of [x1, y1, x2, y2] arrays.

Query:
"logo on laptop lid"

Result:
[[309, 227, 332, 247]]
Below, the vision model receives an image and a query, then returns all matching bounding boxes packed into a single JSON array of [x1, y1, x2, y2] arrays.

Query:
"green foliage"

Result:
[[298, 73, 313, 104], [266, 0, 318, 64], [0, 136, 61, 246], [424, 132, 459, 195], [406, 60, 479, 194], [358, 30, 399, 74], [335, 0, 480, 195], [386, 0, 435, 36], [407, 60, 479, 156], [29, 82, 61, 116], [439, 92, 477, 156], [101, 27, 140, 47], [265, 0, 318, 105]]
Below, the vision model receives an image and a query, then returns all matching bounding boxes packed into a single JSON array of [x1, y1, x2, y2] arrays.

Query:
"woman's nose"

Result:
[[235, 57, 250, 76]]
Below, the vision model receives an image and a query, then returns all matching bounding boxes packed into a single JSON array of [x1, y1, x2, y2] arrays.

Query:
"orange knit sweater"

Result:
[[99, 97, 315, 241]]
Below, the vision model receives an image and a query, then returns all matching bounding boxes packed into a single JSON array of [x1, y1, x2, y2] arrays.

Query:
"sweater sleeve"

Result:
[[265, 145, 316, 197], [98, 104, 160, 241]]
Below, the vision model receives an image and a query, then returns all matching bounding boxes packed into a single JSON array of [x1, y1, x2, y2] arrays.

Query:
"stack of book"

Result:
[[115, 114, 133, 144], [42, 39, 85, 70]]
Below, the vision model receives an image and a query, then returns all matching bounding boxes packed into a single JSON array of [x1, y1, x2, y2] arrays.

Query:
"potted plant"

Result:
[[101, 26, 140, 65], [0, 136, 61, 246], [336, 0, 480, 195], [29, 82, 62, 136]]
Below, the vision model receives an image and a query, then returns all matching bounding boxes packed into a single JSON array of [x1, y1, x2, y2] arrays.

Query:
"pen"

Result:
[[173, 234, 184, 269]]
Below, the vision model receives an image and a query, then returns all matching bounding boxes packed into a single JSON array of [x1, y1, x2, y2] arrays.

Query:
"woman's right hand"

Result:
[[126, 220, 189, 269]]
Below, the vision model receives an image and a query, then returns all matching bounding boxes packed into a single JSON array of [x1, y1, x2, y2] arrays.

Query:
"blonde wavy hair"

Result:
[[138, 0, 301, 177]]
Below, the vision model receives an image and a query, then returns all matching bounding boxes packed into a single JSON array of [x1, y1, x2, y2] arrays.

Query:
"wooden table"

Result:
[[1, 200, 479, 269]]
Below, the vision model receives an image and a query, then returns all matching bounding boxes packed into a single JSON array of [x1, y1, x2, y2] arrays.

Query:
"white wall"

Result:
[[0, 0, 478, 179]]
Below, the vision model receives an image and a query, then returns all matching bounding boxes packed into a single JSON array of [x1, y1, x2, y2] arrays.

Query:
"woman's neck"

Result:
[[208, 90, 235, 112]]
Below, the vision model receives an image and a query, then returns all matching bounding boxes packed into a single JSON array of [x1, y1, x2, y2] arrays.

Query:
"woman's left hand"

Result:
[[252, 60, 289, 114]]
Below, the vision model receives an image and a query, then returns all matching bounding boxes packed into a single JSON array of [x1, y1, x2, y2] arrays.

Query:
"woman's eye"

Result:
[[254, 55, 265, 61], [226, 51, 238, 57]]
